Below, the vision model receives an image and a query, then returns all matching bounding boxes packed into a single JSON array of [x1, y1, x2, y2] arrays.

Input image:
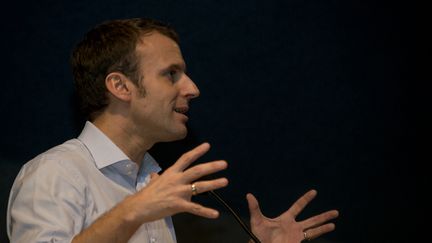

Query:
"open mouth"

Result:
[[174, 107, 188, 114]]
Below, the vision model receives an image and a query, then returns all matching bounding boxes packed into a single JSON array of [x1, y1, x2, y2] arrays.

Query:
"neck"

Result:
[[92, 112, 155, 167]]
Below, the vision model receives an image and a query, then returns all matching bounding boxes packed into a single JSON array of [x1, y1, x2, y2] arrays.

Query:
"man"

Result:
[[7, 18, 338, 242]]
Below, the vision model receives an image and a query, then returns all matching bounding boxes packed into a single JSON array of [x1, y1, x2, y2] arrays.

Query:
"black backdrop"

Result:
[[0, 1, 426, 242]]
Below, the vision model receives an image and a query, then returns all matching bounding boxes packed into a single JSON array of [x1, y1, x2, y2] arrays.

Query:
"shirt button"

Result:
[[126, 164, 132, 168], [150, 237, 156, 243]]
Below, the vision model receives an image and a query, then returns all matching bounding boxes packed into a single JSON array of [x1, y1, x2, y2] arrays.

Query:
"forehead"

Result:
[[136, 32, 185, 69]]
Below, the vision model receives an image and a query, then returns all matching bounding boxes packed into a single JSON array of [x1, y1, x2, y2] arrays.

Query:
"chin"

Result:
[[175, 129, 188, 140], [163, 128, 188, 142]]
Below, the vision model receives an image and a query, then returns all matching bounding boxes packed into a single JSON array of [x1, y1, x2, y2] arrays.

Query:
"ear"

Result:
[[105, 72, 132, 102]]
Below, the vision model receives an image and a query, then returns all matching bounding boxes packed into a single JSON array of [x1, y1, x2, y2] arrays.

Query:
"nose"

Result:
[[182, 74, 200, 100]]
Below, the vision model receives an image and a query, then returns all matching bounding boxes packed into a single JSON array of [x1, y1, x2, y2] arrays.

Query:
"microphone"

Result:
[[207, 190, 261, 243]]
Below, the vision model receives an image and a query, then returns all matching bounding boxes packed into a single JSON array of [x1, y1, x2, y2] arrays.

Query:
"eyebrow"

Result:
[[160, 63, 187, 74]]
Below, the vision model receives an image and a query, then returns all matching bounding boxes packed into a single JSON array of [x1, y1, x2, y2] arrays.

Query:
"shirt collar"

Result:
[[77, 121, 160, 173]]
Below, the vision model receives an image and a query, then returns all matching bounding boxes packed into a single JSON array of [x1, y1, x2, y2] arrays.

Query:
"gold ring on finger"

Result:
[[191, 183, 198, 196], [303, 231, 310, 241]]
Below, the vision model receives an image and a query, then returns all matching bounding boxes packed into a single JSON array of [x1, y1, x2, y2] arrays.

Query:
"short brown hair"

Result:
[[71, 18, 179, 120]]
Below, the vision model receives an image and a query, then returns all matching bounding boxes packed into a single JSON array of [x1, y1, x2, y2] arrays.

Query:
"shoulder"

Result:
[[7, 140, 95, 241], [14, 139, 95, 190]]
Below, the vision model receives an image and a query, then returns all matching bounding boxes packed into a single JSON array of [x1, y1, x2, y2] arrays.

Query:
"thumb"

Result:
[[246, 193, 263, 223]]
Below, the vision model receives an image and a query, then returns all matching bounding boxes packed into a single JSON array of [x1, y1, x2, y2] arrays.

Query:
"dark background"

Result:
[[0, 0, 426, 242]]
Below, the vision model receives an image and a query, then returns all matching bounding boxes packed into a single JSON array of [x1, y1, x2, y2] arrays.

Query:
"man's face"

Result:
[[128, 32, 200, 143]]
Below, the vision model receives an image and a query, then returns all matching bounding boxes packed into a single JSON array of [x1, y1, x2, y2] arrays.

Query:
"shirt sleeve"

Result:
[[7, 155, 87, 243]]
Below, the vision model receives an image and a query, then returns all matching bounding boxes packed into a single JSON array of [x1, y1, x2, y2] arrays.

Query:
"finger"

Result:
[[183, 160, 228, 182], [190, 178, 229, 195], [246, 193, 264, 223], [171, 143, 210, 172], [183, 201, 220, 219], [303, 223, 336, 241], [288, 189, 317, 217], [300, 210, 339, 230]]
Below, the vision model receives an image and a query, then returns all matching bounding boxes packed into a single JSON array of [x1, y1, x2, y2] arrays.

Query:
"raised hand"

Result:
[[125, 142, 229, 223], [247, 190, 339, 243]]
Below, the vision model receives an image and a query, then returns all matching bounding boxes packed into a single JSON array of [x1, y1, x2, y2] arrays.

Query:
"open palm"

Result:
[[247, 190, 339, 243]]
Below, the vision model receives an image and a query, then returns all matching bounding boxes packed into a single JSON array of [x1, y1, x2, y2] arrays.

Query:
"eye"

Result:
[[167, 69, 180, 82], [169, 70, 177, 77]]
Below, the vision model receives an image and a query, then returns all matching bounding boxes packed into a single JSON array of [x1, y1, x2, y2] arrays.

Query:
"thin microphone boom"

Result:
[[208, 190, 261, 243]]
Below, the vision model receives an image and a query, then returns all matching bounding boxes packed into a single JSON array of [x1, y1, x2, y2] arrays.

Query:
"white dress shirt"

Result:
[[7, 121, 177, 243]]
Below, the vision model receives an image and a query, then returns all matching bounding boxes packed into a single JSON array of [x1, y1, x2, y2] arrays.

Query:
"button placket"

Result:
[[126, 163, 133, 175]]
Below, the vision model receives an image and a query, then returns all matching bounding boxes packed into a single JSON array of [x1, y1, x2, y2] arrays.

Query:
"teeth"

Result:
[[174, 108, 186, 113]]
